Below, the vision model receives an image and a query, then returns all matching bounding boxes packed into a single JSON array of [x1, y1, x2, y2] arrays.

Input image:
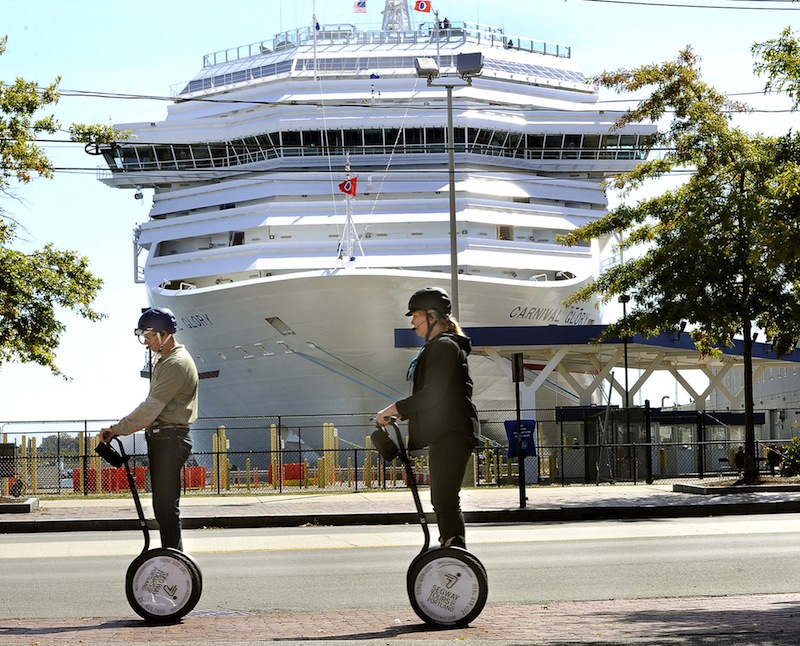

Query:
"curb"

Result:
[[4, 500, 800, 533]]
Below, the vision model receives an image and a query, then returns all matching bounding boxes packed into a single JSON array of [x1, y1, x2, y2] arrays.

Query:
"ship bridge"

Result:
[[394, 324, 800, 410]]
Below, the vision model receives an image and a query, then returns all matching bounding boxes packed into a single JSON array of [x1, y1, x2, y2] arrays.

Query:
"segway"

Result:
[[372, 420, 488, 627], [95, 437, 202, 623]]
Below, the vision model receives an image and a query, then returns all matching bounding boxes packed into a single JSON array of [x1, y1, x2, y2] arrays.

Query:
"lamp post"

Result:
[[415, 53, 484, 320], [618, 294, 631, 476]]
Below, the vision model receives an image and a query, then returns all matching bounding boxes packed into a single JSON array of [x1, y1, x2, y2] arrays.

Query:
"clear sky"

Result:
[[0, 0, 796, 422]]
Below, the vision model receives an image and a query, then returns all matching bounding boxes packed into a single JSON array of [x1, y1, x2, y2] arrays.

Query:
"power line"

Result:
[[582, 0, 800, 9]]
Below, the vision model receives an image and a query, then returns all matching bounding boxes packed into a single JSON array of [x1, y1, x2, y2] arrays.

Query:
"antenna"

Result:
[[382, 0, 412, 32]]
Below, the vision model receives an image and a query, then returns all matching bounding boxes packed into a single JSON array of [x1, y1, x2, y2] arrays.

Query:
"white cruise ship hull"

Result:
[[150, 268, 598, 419]]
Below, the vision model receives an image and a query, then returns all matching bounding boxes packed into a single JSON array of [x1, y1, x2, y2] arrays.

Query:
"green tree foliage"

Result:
[[37, 433, 80, 457], [559, 47, 800, 480], [779, 436, 800, 476], [0, 36, 127, 378]]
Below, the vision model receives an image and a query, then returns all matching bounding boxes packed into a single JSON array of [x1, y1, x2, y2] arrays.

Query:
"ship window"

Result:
[[490, 130, 507, 148], [582, 134, 600, 160], [304, 130, 323, 148], [229, 231, 245, 246], [405, 128, 422, 150], [526, 134, 544, 159], [155, 146, 175, 167], [564, 135, 581, 158], [191, 144, 211, 167], [324, 129, 343, 153], [208, 144, 228, 167], [282, 131, 301, 147], [543, 135, 563, 159], [364, 129, 383, 149], [385, 128, 402, 151], [468, 128, 492, 153], [426, 128, 445, 153], [498, 225, 514, 241], [343, 129, 362, 149], [506, 133, 524, 158]]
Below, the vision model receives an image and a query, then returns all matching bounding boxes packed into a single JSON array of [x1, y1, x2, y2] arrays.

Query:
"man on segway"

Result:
[[100, 307, 198, 551]]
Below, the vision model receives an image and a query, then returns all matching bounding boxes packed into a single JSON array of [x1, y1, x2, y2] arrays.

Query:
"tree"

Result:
[[37, 433, 80, 457], [559, 47, 800, 482], [0, 36, 126, 378]]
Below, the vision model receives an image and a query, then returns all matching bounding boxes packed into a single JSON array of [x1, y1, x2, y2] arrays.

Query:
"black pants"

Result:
[[146, 432, 192, 550], [428, 432, 475, 546]]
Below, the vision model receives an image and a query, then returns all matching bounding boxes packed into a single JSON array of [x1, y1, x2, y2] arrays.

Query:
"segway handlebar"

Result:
[[374, 418, 430, 553], [94, 436, 150, 552]]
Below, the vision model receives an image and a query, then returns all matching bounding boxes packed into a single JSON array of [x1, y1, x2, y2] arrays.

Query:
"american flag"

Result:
[[353, 0, 366, 13]]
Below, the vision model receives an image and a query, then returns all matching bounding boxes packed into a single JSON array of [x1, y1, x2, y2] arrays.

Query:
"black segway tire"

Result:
[[407, 546, 488, 627], [125, 547, 202, 623]]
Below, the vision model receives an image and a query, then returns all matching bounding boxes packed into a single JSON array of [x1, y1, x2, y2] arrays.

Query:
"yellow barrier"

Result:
[[363, 435, 373, 488]]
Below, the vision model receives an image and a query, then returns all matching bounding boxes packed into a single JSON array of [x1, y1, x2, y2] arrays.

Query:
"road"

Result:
[[3, 513, 800, 622]]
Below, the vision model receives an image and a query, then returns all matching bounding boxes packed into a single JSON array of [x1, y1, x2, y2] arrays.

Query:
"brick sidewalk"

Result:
[[1, 593, 799, 645]]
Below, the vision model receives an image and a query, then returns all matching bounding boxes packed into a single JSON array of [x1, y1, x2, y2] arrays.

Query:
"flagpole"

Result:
[[312, 0, 318, 81], [434, 9, 440, 70]]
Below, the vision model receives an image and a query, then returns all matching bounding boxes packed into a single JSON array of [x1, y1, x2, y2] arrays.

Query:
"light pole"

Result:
[[415, 53, 484, 320], [618, 294, 631, 476]]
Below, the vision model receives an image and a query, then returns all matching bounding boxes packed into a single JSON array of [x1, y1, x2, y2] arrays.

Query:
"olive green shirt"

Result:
[[112, 342, 198, 435]]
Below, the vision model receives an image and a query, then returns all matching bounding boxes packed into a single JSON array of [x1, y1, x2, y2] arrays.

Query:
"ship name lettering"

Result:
[[564, 307, 590, 326], [181, 313, 213, 329], [508, 306, 561, 323]]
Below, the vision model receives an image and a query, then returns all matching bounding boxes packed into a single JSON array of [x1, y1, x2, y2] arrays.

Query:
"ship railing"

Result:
[[196, 21, 570, 69], [104, 140, 647, 177]]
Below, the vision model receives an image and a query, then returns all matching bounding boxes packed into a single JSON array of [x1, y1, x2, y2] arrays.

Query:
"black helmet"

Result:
[[406, 287, 451, 316], [136, 307, 177, 335]]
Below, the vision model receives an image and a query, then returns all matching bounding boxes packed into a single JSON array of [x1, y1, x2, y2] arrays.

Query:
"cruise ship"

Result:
[[93, 1, 654, 430]]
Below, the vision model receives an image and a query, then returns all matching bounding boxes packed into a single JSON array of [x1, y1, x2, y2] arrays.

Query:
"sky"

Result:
[[0, 0, 797, 423]]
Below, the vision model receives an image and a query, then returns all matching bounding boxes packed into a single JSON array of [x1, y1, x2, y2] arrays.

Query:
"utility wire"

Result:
[[581, 0, 800, 9]]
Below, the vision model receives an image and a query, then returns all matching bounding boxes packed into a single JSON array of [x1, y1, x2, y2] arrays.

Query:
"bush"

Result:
[[780, 436, 800, 476]]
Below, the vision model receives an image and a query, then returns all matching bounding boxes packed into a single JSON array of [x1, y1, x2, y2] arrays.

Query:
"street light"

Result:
[[618, 294, 631, 476], [618, 294, 630, 410], [415, 52, 484, 320]]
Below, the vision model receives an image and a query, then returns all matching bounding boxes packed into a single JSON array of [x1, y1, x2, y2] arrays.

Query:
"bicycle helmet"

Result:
[[136, 307, 177, 335], [406, 287, 451, 316]]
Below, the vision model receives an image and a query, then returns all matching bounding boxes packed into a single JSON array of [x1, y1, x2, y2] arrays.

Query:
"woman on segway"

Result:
[[377, 286, 480, 549]]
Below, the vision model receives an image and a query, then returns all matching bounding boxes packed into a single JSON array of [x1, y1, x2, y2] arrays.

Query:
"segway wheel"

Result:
[[407, 547, 488, 627], [125, 548, 202, 623]]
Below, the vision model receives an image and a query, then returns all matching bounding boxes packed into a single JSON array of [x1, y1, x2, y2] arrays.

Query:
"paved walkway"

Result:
[[2, 592, 800, 645]]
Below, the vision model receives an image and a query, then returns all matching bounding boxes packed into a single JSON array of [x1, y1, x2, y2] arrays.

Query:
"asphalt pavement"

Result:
[[4, 482, 800, 645]]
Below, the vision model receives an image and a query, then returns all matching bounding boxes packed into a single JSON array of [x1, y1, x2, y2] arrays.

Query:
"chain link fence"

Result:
[[0, 405, 789, 498]]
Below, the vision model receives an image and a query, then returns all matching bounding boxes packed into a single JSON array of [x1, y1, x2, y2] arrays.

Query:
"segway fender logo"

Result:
[[444, 573, 459, 589], [143, 567, 169, 595], [427, 584, 460, 613]]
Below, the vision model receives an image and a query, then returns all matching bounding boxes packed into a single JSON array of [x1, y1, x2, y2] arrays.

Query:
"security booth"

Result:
[[649, 409, 766, 478], [555, 406, 619, 483]]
